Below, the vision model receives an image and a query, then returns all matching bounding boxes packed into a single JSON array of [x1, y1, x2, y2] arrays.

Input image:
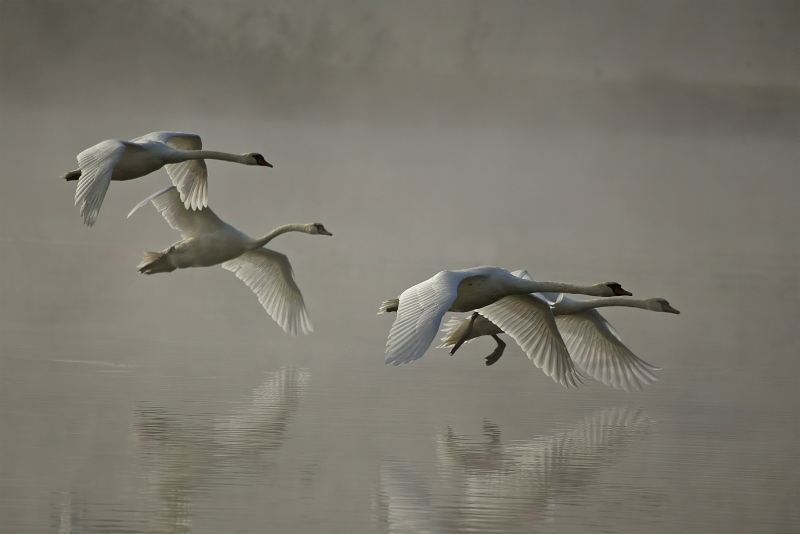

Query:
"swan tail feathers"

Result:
[[436, 317, 471, 348], [137, 251, 176, 274], [61, 169, 81, 181], [377, 298, 400, 314]]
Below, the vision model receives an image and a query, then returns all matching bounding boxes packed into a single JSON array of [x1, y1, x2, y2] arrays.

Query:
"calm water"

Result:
[[2, 108, 798, 532]]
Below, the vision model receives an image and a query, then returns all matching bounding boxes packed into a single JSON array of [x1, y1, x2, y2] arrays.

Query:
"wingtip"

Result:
[[82, 210, 98, 227], [384, 355, 404, 366]]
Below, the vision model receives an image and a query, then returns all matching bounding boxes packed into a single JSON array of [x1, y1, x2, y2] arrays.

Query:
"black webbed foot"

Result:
[[484, 335, 506, 366]]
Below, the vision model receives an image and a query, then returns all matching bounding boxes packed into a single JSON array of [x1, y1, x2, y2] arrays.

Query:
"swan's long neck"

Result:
[[248, 224, 309, 250], [172, 150, 249, 164], [553, 297, 650, 315], [519, 280, 611, 297]]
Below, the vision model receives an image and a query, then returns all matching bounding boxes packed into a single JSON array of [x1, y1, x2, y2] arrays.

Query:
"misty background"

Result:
[[0, 1, 798, 532]]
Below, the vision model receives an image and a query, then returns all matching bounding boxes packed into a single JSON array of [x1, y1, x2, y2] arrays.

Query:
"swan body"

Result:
[[62, 131, 272, 226], [436, 270, 678, 391], [129, 186, 331, 336], [380, 266, 630, 387]]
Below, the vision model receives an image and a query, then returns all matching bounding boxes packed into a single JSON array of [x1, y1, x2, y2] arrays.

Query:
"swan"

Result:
[[128, 185, 331, 336], [379, 266, 632, 387], [61, 131, 272, 226], [434, 271, 678, 391]]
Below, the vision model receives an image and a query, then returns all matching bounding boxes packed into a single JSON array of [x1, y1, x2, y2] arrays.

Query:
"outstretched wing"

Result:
[[222, 249, 313, 336], [556, 310, 661, 392], [74, 139, 131, 226], [132, 131, 208, 210], [385, 271, 460, 366], [127, 185, 225, 239], [479, 294, 582, 388]]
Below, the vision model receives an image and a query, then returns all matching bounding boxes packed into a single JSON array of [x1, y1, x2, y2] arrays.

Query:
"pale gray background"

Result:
[[1, 1, 798, 532]]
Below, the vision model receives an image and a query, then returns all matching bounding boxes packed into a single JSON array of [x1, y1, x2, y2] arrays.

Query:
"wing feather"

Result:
[[385, 272, 459, 365], [555, 310, 661, 392], [222, 249, 312, 336], [130, 132, 208, 210], [74, 140, 130, 226], [479, 294, 582, 388], [129, 132, 201, 148], [128, 185, 225, 239]]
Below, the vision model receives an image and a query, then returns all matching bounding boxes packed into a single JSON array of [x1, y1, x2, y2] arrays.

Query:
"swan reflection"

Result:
[[377, 407, 659, 533], [134, 367, 310, 533]]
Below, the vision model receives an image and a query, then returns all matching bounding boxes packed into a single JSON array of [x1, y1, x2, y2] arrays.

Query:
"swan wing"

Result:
[[509, 269, 533, 281], [132, 131, 208, 210], [555, 310, 661, 392], [385, 271, 460, 365], [479, 294, 582, 388], [127, 185, 225, 239], [74, 139, 131, 226], [130, 131, 202, 149], [222, 249, 312, 336]]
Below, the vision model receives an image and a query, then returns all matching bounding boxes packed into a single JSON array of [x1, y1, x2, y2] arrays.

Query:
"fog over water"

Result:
[[1, 1, 798, 532]]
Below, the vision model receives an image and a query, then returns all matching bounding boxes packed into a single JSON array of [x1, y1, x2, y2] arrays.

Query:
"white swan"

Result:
[[61, 131, 272, 226], [435, 271, 678, 391], [128, 186, 331, 336], [379, 266, 631, 387]]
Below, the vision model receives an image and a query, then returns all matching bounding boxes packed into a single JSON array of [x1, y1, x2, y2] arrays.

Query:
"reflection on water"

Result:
[[50, 367, 309, 534], [377, 407, 661, 533], [135, 367, 309, 533], [50, 491, 152, 534]]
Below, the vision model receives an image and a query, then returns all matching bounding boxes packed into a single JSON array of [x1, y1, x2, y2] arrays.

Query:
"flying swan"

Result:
[[128, 185, 331, 335], [433, 270, 679, 391], [378, 266, 632, 388], [61, 131, 272, 226]]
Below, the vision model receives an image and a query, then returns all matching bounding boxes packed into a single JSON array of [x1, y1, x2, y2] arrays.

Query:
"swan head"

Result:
[[243, 153, 273, 167], [646, 298, 680, 314], [605, 282, 632, 297], [305, 223, 333, 236]]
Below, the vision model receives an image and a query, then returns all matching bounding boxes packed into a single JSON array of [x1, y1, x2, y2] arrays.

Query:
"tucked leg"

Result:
[[485, 334, 506, 366]]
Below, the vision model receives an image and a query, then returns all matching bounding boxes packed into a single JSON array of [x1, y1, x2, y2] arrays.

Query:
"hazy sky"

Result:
[[2, 0, 797, 89], [158, 0, 798, 85]]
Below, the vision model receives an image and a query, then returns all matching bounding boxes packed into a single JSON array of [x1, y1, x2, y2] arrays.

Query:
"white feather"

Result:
[[383, 266, 623, 382], [223, 250, 313, 336], [555, 310, 661, 392], [479, 294, 582, 388], [64, 131, 269, 225], [131, 187, 328, 336]]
